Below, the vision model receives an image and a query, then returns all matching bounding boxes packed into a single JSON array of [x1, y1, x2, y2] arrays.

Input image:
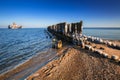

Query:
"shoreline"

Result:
[[0, 48, 57, 80], [0, 50, 47, 75]]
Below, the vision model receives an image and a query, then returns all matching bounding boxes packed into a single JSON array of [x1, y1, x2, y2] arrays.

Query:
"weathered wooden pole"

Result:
[[75, 23, 77, 33], [64, 22, 68, 35], [71, 23, 75, 34], [80, 20, 83, 34], [67, 24, 71, 34]]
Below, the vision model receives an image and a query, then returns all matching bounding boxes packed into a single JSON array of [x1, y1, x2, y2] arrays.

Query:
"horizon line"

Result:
[[1, 27, 120, 29]]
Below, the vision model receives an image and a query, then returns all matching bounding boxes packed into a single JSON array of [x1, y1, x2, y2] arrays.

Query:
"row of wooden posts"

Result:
[[47, 21, 120, 63], [47, 21, 83, 36]]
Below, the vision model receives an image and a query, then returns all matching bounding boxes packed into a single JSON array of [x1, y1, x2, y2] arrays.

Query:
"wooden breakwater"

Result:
[[47, 21, 83, 43], [47, 21, 120, 49], [47, 21, 120, 63]]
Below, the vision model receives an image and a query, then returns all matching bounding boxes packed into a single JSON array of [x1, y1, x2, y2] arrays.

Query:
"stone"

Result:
[[112, 43, 116, 47], [91, 47, 95, 52], [99, 47, 104, 50], [85, 45, 92, 50], [33, 73, 39, 77], [102, 53, 108, 58], [111, 55, 119, 60], [107, 41, 112, 46], [94, 49, 103, 55], [57, 40, 62, 49], [99, 38, 103, 43], [81, 41, 85, 48], [116, 45, 120, 50]]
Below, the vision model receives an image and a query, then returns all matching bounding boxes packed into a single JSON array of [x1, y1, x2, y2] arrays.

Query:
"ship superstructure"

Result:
[[8, 22, 22, 29]]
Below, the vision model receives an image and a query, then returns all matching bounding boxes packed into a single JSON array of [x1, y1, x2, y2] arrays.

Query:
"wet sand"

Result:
[[27, 41, 120, 80], [0, 48, 57, 80]]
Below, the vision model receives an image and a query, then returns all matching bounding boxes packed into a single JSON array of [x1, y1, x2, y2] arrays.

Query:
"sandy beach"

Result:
[[0, 48, 57, 80], [27, 40, 120, 80], [0, 40, 120, 80]]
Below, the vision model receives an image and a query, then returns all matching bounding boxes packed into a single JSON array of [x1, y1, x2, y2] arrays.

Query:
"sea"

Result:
[[0, 28, 120, 74], [0, 28, 52, 74]]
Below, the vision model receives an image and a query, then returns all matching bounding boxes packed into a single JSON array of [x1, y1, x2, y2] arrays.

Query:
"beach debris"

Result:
[[32, 73, 39, 77], [52, 38, 62, 49], [111, 55, 119, 60], [52, 38, 56, 42], [118, 59, 120, 63], [99, 47, 104, 50], [116, 45, 120, 50], [102, 53, 108, 58], [85, 45, 92, 50], [81, 41, 85, 48], [75, 37, 85, 48], [99, 38, 103, 43], [52, 38, 57, 48], [94, 49, 103, 55], [107, 41, 112, 46], [91, 47, 95, 52], [93, 46, 96, 48], [111, 43, 117, 47], [57, 40, 62, 49]]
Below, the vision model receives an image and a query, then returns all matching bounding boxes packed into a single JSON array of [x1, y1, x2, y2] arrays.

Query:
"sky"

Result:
[[0, 0, 120, 28]]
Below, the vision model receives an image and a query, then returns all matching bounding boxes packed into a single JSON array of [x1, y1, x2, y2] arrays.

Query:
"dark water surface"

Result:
[[0, 28, 120, 74]]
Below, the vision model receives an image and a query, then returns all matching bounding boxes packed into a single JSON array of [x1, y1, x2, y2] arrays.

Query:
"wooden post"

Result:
[[75, 23, 77, 33], [80, 21, 83, 34], [71, 23, 75, 34], [67, 24, 71, 34], [64, 22, 67, 35]]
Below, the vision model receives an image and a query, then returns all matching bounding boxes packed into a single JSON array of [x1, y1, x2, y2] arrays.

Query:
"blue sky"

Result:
[[0, 0, 120, 28]]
